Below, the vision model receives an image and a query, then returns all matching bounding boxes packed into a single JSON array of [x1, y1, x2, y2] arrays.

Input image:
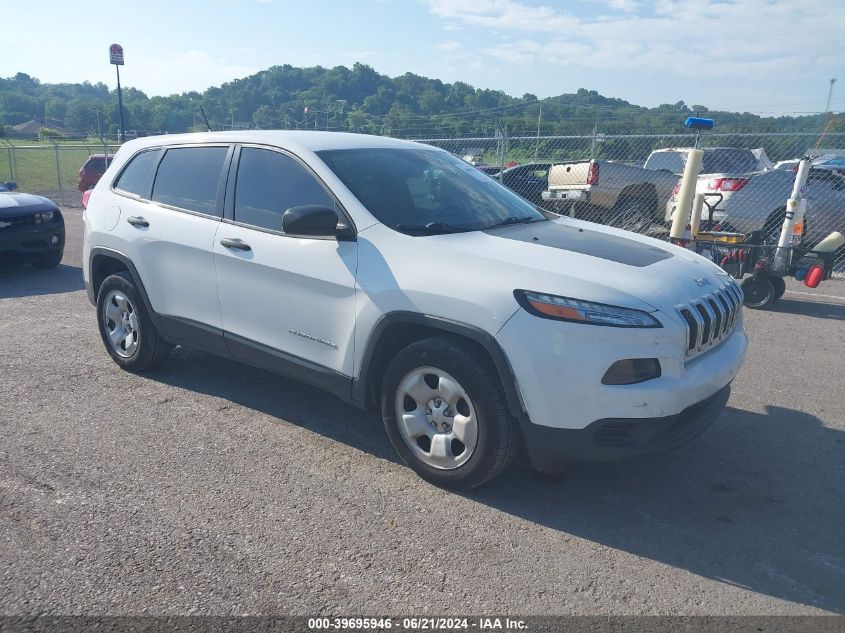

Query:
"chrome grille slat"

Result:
[[676, 282, 742, 360]]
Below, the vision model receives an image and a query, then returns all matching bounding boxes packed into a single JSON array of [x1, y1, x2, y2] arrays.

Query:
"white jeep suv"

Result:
[[83, 132, 748, 488]]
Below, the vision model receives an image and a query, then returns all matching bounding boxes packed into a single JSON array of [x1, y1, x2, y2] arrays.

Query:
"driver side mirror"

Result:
[[282, 204, 354, 239]]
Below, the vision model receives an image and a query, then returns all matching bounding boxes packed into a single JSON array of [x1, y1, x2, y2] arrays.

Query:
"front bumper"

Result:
[[0, 221, 65, 259], [520, 386, 731, 472], [496, 306, 747, 471]]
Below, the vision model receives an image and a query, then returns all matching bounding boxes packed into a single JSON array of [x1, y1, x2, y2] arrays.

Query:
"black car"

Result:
[[0, 182, 65, 267], [498, 163, 551, 207]]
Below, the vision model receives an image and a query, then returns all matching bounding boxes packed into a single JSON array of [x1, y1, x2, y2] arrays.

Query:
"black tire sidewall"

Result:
[[771, 276, 786, 300], [380, 338, 511, 488]]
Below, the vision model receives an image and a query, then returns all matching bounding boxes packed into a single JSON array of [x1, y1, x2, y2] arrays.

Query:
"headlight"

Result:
[[35, 211, 55, 223], [514, 290, 661, 328]]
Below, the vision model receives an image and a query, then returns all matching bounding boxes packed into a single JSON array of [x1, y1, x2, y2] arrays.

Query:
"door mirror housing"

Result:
[[282, 204, 351, 238]]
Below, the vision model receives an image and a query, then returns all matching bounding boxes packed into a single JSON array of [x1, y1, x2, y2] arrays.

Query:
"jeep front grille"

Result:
[[677, 282, 742, 358]]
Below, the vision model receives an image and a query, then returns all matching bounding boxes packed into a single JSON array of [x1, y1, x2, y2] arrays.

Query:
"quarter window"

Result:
[[234, 147, 334, 232], [151, 146, 228, 216], [114, 149, 161, 198]]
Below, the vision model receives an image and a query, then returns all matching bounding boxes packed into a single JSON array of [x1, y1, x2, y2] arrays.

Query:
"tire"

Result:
[[31, 250, 63, 268], [609, 202, 653, 234], [771, 276, 786, 300], [741, 277, 776, 309], [380, 334, 518, 489], [96, 271, 173, 371]]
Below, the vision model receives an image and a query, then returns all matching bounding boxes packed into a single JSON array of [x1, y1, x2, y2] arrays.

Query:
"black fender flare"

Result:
[[353, 311, 527, 419]]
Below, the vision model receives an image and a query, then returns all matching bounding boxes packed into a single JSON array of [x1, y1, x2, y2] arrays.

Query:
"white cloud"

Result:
[[434, 40, 463, 51], [424, 0, 845, 81]]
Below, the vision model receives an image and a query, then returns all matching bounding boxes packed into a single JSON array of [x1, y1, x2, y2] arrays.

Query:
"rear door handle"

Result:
[[127, 216, 149, 227], [220, 237, 251, 251]]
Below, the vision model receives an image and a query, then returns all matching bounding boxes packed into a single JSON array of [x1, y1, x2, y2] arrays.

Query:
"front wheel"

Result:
[[381, 335, 518, 488], [31, 250, 63, 268]]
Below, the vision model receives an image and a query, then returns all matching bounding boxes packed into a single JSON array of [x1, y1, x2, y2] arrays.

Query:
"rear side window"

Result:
[[114, 149, 161, 197], [234, 147, 334, 231], [83, 157, 107, 172], [151, 146, 228, 216]]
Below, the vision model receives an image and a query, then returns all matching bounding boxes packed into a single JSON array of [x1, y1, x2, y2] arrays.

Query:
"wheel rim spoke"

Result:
[[428, 434, 453, 468], [451, 414, 476, 447], [404, 372, 437, 405], [437, 375, 464, 408], [401, 411, 433, 440], [105, 301, 121, 323]]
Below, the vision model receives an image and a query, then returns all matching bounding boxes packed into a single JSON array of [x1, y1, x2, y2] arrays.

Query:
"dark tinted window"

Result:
[[83, 157, 107, 172], [234, 147, 333, 231], [701, 149, 758, 174], [152, 146, 228, 216], [114, 149, 161, 197], [318, 148, 545, 234]]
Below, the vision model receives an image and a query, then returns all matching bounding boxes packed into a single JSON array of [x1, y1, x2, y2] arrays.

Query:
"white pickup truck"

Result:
[[542, 147, 767, 234]]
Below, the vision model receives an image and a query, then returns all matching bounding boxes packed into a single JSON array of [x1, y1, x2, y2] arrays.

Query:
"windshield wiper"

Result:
[[394, 222, 468, 235], [485, 216, 542, 230]]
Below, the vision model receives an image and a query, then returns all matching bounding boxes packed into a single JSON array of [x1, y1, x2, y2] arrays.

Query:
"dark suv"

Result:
[[78, 154, 115, 192]]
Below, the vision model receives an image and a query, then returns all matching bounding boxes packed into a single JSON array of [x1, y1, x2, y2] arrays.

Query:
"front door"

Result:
[[213, 145, 358, 379]]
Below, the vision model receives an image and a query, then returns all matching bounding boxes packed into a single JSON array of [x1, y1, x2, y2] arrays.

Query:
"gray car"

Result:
[[715, 167, 845, 248]]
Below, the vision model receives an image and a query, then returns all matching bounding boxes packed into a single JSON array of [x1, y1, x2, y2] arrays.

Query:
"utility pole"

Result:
[[96, 110, 102, 140], [534, 101, 542, 160]]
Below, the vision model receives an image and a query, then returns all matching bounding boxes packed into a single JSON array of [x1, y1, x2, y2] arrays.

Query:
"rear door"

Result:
[[112, 144, 232, 352], [213, 145, 357, 378]]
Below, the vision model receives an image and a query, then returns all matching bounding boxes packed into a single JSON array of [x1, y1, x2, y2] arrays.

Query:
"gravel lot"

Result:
[[1, 210, 843, 616]]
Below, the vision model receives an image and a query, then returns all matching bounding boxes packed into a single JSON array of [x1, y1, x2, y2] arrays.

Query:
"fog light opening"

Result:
[[602, 358, 661, 385]]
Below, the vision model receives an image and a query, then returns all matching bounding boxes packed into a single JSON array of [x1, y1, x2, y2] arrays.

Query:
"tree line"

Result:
[[0, 63, 836, 140]]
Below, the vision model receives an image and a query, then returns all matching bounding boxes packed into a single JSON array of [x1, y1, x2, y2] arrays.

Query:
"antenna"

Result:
[[199, 105, 213, 132]]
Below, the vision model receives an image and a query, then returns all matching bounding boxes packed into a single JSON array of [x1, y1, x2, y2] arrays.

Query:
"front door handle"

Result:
[[127, 216, 149, 227], [220, 237, 251, 251]]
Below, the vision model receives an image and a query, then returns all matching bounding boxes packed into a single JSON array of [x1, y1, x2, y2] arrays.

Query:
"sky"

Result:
[[2, 0, 843, 116]]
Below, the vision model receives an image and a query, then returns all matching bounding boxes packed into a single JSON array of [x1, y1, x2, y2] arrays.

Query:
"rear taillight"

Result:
[[707, 177, 749, 192], [586, 161, 599, 185], [82, 189, 91, 209], [672, 180, 681, 195]]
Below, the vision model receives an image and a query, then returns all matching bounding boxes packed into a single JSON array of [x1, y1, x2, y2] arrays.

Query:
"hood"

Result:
[[418, 217, 733, 317], [0, 192, 59, 217]]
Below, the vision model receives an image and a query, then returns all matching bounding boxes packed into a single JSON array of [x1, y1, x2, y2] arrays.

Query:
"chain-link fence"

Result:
[[415, 132, 845, 274], [0, 140, 121, 208], [3, 131, 843, 273]]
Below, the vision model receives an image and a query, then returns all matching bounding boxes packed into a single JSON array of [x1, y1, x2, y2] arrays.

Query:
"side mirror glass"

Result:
[[282, 204, 344, 238]]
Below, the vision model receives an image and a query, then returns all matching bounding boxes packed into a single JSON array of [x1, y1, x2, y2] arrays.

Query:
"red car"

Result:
[[77, 154, 114, 192]]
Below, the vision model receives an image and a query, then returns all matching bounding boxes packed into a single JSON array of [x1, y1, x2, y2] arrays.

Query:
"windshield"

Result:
[[317, 147, 547, 234]]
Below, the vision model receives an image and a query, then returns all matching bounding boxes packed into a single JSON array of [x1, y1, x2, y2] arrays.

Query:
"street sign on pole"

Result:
[[109, 44, 126, 142], [109, 43, 124, 66]]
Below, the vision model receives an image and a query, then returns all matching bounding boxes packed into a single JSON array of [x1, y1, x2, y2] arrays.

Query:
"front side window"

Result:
[[234, 147, 334, 232], [151, 146, 228, 216], [644, 151, 685, 174], [114, 149, 161, 198], [317, 148, 546, 234]]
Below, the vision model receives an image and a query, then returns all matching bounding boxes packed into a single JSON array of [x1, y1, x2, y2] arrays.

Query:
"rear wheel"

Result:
[[381, 335, 518, 488], [97, 272, 173, 371], [741, 277, 776, 309], [609, 202, 654, 234]]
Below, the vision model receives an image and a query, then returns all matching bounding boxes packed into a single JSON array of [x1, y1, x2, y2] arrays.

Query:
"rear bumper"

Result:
[[519, 385, 731, 472], [0, 222, 65, 258]]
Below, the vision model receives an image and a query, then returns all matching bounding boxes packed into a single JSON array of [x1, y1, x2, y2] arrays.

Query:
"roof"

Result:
[[119, 131, 426, 155]]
